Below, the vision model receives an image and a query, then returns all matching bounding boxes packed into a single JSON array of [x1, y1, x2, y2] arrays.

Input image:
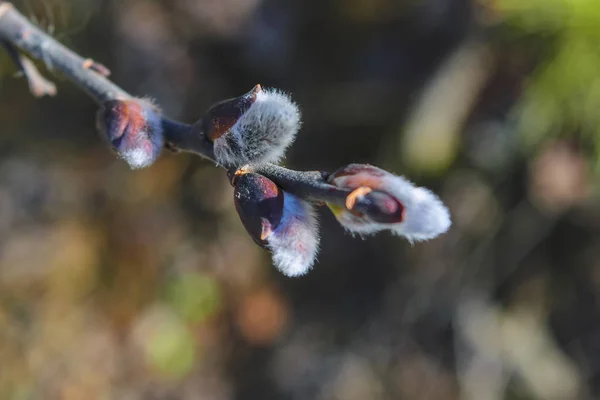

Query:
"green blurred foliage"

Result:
[[146, 318, 197, 379], [493, 0, 600, 165], [165, 272, 221, 324]]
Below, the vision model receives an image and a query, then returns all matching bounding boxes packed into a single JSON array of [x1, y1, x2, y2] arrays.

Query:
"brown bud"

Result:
[[233, 172, 284, 247], [96, 99, 164, 169], [203, 85, 262, 141], [327, 163, 451, 241], [349, 188, 405, 224], [201, 85, 301, 167], [329, 167, 405, 224]]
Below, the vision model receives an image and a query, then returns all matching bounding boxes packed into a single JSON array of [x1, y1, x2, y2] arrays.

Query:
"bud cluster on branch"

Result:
[[0, 2, 451, 276]]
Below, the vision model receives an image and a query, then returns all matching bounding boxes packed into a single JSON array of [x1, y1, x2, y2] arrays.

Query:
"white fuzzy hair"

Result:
[[266, 192, 320, 277], [331, 168, 451, 242], [114, 98, 164, 170], [213, 88, 301, 166], [121, 148, 155, 169]]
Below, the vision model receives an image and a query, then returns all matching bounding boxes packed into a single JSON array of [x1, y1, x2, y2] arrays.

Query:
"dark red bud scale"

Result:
[[97, 100, 146, 150], [203, 85, 262, 141], [233, 172, 284, 247], [346, 187, 405, 224], [96, 98, 164, 169], [328, 164, 386, 181]]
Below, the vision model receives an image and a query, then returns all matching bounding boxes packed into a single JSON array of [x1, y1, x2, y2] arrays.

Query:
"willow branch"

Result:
[[0, 2, 126, 102], [247, 164, 351, 204], [0, 2, 352, 208], [2, 39, 56, 97]]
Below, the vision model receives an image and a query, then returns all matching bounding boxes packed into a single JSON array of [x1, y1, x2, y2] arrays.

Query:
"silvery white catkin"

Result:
[[266, 192, 320, 277], [213, 88, 301, 166], [328, 165, 451, 242], [233, 172, 320, 277]]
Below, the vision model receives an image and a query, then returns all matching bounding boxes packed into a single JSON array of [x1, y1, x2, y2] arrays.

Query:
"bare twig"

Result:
[[246, 163, 351, 204], [0, 1, 355, 209], [0, 2, 128, 102], [2, 39, 56, 97]]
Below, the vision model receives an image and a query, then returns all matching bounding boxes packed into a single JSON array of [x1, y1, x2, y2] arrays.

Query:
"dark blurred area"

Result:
[[1, 0, 600, 399]]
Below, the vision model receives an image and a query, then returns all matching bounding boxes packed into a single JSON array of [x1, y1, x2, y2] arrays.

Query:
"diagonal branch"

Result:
[[0, 1, 352, 209], [2, 39, 56, 97], [0, 2, 128, 102]]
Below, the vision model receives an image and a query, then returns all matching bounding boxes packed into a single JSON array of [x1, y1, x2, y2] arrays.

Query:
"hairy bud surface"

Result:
[[203, 85, 301, 166], [97, 98, 164, 169], [327, 164, 451, 242], [233, 172, 319, 276]]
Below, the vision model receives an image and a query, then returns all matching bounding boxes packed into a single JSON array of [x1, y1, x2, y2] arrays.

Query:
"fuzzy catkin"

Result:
[[213, 88, 301, 166]]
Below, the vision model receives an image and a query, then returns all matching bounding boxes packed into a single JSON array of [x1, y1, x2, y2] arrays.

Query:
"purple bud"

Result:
[[97, 98, 164, 169], [204, 85, 261, 142], [233, 172, 319, 277], [233, 172, 284, 247], [203, 85, 301, 166], [346, 187, 405, 224], [327, 164, 451, 242]]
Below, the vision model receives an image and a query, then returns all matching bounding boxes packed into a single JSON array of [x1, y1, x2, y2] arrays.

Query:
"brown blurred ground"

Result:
[[1, 0, 600, 399]]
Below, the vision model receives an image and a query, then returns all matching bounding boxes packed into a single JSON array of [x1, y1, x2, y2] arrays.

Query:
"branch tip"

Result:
[[21, 56, 57, 97]]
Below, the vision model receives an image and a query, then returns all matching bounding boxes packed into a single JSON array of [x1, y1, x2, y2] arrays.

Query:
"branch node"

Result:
[[82, 58, 111, 77], [22, 56, 57, 97]]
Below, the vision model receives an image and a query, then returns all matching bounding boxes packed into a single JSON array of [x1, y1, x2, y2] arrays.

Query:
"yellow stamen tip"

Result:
[[345, 187, 372, 210]]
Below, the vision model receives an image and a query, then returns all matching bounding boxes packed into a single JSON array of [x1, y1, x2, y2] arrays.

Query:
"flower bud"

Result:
[[346, 188, 405, 224], [203, 85, 301, 167], [327, 164, 451, 242], [233, 172, 319, 277], [97, 98, 164, 169], [233, 172, 284, 247]]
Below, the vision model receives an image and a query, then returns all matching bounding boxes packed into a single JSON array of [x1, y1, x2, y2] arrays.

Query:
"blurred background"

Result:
[[1, 0, 600, 398]]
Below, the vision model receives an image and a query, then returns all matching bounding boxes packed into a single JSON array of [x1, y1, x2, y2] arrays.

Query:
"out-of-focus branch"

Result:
[[0, 1, 354, 209], [0, 2, 126, 102], [2, 40, 56, 97]]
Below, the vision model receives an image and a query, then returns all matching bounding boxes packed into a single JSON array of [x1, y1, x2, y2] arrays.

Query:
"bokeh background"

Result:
[[1, 0, 600, 399]]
